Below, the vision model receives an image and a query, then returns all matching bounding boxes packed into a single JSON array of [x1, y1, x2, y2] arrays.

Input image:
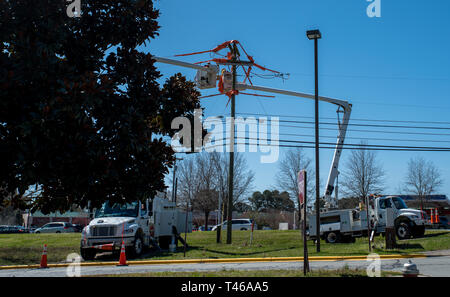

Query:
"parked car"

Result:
[[198, 225, 212, 231], [70, 224, 83, 233], [439, 216, 450, 229], [14, 226, 29, 233], [33, 222, 76, 233], [0, 225, 29, 234], [0, 225, 14, 234], [211, 219, 254, 231]]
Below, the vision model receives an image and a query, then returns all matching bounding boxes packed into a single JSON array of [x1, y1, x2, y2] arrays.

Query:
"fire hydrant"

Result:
[[402, 260, 419, 277]]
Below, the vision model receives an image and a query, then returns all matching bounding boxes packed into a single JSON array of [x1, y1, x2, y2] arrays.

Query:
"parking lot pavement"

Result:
[[0, 255, 449, 277]]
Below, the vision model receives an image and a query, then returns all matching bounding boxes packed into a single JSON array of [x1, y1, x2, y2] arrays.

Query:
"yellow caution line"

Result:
[[0, 254, 427, 270]]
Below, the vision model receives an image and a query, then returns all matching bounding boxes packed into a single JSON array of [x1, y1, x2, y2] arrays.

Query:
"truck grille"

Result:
[[91, 226, 116, 237]]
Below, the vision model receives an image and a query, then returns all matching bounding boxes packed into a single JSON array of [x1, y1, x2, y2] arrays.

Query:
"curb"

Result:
[[0, 254, 427, 270]]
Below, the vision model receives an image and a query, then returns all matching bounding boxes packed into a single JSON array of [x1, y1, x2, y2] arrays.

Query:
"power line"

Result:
[[278, 119, 450, 130], [231, 130, 450, 144], [211, 137, 450, 152], [281, 72, 450, 82], [277, 124, 450, 136], [236, 113, 450, 125], [238, 137, 450, 151]]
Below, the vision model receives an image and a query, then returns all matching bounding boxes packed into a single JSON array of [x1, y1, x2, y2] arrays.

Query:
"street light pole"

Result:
[[307, 29, 322, 253]]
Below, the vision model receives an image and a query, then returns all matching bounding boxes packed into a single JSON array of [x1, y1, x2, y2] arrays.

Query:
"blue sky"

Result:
[[146, 0, 450, 198]]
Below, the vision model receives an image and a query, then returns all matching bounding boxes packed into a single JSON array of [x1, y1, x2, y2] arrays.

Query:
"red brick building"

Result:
[[22, 209, 91, 228]]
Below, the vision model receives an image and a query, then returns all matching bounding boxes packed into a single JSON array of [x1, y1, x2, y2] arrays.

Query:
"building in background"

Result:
[[395, 195, 450, 220], [22, 208, 91, 228]]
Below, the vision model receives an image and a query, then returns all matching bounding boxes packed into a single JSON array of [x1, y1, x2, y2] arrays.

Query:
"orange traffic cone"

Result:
[[40, 244, 48, 268], [117, 241, 128, 266], [435, 209, 440, 223]]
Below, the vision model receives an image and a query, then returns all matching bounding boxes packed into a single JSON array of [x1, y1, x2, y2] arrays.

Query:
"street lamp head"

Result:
[[306, 29, 322, 40]]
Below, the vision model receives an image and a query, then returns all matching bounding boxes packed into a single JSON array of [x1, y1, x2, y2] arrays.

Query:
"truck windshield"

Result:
[[95, 202, 139, 218], [392, 197, 408, 210]]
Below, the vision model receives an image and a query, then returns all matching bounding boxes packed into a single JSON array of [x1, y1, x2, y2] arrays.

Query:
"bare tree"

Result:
[[192, 189, 218, 230], [193, 153, 219, 229], [176, 157, 200, 211], [276, 148, 315, 208], [176, 152, 254, 227], [404, 156, 443, 210], [210, 151, 254, 221], [341, 144, 385, 200]]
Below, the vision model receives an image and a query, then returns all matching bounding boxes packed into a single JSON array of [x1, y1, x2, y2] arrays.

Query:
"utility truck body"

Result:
[[80, 197, 192, 260], [308, 196, 427, 243]]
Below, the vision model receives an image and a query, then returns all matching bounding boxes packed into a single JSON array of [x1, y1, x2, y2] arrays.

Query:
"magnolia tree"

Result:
[[0, 1, 202, 213]]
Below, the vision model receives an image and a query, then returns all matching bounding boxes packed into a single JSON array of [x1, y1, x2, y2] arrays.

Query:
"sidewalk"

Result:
[[421, 249, 450, 257]]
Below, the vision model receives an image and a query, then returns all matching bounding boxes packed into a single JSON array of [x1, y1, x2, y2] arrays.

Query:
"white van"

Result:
[[34, 222, 76, 233], [211, 219, 254, 231]]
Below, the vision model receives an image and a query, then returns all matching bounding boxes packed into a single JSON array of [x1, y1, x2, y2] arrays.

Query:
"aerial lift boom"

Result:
[[237, 83, 352, 209], [152, 55, 352, 210]]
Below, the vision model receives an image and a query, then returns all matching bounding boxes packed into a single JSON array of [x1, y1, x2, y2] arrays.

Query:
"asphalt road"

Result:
[[1, 255, 449, 277]]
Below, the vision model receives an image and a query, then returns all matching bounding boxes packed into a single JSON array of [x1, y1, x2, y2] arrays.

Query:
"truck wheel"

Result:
[[325, 231, 341, 243], [396, 222, 411, 240], [80, 248, 96, 261], [128, 233, 144, 258]]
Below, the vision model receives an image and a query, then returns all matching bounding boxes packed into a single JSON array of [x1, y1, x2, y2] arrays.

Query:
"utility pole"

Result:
[[366, 195, 372, 252], [174, 178, 178, 205], [226, 43, 238, 244], [216, 191, 222, 243], [184, 191, 190, 257], [172, 157, 183, 202], [172, 158, 177, 202]]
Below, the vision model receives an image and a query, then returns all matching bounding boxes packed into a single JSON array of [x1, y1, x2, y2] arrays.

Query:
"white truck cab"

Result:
[[80, 197, 192, 260], [373, 196, 426, 239]]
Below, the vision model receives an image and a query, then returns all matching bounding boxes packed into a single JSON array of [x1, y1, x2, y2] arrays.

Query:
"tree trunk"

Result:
[[204, 211, 209, 231]]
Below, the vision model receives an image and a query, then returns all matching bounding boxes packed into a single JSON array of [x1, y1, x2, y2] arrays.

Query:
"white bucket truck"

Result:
[[308, 195, 427, 243], [80, 197, 192, 260]]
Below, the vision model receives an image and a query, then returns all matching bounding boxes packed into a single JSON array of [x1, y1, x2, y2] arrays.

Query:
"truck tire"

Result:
[[128, 232, 144, 259], [396, 222, 411, 240], [325, 231, 341, 243], [80, 248, 96, 261]]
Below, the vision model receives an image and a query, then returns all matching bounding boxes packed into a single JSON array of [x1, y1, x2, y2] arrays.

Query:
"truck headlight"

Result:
[[124, 227, 134, 234]]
